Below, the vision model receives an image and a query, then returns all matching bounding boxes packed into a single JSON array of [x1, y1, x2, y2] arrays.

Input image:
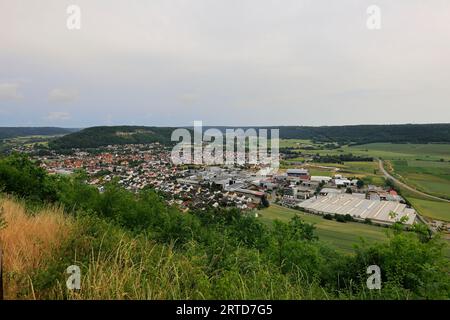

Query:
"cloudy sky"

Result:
[[1, 0, 449, 127]]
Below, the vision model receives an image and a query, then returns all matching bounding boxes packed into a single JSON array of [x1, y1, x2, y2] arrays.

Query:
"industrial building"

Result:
[[286, 168, 310, 180], [299, 193, 417, 226]]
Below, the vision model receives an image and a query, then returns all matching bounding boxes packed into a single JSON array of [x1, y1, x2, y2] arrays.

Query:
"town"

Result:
[[26, 142, 417, 227]]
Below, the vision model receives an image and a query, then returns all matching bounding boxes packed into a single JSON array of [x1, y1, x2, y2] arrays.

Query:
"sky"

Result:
[[1, 0, 450, 127]]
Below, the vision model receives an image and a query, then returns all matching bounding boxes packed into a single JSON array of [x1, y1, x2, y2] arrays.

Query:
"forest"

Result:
[[48, 124, 450, 150]]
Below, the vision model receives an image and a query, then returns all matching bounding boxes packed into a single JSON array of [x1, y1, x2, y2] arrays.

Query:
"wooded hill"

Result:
[[209, 123, 450, 145], [49, 123, 450, 149], [48, 126, 178, 149], [0, 127, 78, 140]]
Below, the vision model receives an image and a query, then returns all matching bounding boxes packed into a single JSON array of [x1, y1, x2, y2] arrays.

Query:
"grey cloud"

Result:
[[44, 111, 71, 121], [0, 0, 449, 126], [49, 88, 79, 103], [0, 82, 23, 100]]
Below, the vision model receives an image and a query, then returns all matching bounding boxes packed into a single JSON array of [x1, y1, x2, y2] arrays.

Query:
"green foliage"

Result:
[[0, 153, 57, 202], [356, 179, 365, 189], [261, 195, 270, 208], [46, 123, 450, 150], [339, 233, 450, 299], [0, 127, 76, 140], [49, 126, 184, 149], [277, 123, 450, 144], [1, 154, 449, 300]]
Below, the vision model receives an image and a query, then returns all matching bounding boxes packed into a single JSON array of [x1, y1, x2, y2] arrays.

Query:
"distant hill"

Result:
[[0, 127, 78, 140], [209, 123, 450, 145], [49, 123, 450, 149], [49, 126, 179, 149]]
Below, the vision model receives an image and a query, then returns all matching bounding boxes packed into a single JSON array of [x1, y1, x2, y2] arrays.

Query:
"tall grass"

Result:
[[46, 227, 326, 300], [0, 196, 74, 299], [3, 195, 437, 300]]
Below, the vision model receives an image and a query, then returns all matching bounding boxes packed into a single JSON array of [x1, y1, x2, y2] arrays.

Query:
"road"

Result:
[[378, 159, 450, 203]]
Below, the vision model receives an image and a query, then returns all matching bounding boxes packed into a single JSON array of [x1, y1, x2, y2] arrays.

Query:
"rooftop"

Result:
[[299, 193, 416, 225]]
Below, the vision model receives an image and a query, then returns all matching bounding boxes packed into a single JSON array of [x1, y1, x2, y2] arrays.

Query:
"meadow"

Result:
[[259, 204, 389, 254], [259, 204, 450, 258]]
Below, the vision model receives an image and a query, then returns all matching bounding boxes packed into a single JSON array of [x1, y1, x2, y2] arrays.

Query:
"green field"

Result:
[[407, 197, 450, 222], [283, 141, 450, 161], [259, 204, 389, 254], [348, 143, 450, 161], [260, 204, 450, 258], [389, 159, 450, 200]]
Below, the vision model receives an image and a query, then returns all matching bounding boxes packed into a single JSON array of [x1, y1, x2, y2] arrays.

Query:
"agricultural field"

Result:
[[348, 143, 450, 161], [259, 204, 389, 254], [388, 160, 450, 200], [398, 187, 450, 222], [0, 135, 57, 153], [282, 141, 450, 161]]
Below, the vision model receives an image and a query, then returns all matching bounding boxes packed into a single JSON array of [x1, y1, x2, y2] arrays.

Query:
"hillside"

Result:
[[279, 123, 450, 144], [49, 126, 178, 149], [211, 123, 450, 144], [48, 123, 450, 149], [0, 127, 78, 140]]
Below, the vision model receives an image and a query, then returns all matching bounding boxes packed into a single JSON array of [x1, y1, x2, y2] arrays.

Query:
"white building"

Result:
[[299, 193, 417, 226]]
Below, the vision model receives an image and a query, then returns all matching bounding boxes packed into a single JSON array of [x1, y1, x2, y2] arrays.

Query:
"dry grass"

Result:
[[0, 196, 73, 299]]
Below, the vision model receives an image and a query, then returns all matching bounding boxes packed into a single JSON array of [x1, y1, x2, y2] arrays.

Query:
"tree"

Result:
[[385, 178, 395, 189], [271, 220, 290, 268], [356, 179, 364, 189], [412, 223, 433, 243], [0, 153, 57, 202], [260, 195, 270, 208], [288, 215, 318, 242]]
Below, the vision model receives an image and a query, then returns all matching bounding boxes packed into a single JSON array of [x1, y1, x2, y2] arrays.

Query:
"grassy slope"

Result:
[[0, 197, 74, 299], [259, 204, 388, 254], [0, 196, 329, 300]]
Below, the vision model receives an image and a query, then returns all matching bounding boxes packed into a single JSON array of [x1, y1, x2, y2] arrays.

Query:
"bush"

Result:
[[0, 154, 57, 202], [344, 214, 354, 222]]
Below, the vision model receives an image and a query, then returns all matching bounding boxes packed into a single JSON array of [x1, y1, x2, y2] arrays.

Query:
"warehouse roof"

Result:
[[299, 193, 416, 225]]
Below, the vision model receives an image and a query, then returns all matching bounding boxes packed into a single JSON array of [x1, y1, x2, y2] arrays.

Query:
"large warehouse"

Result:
[[299, 193, 417, 226]]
